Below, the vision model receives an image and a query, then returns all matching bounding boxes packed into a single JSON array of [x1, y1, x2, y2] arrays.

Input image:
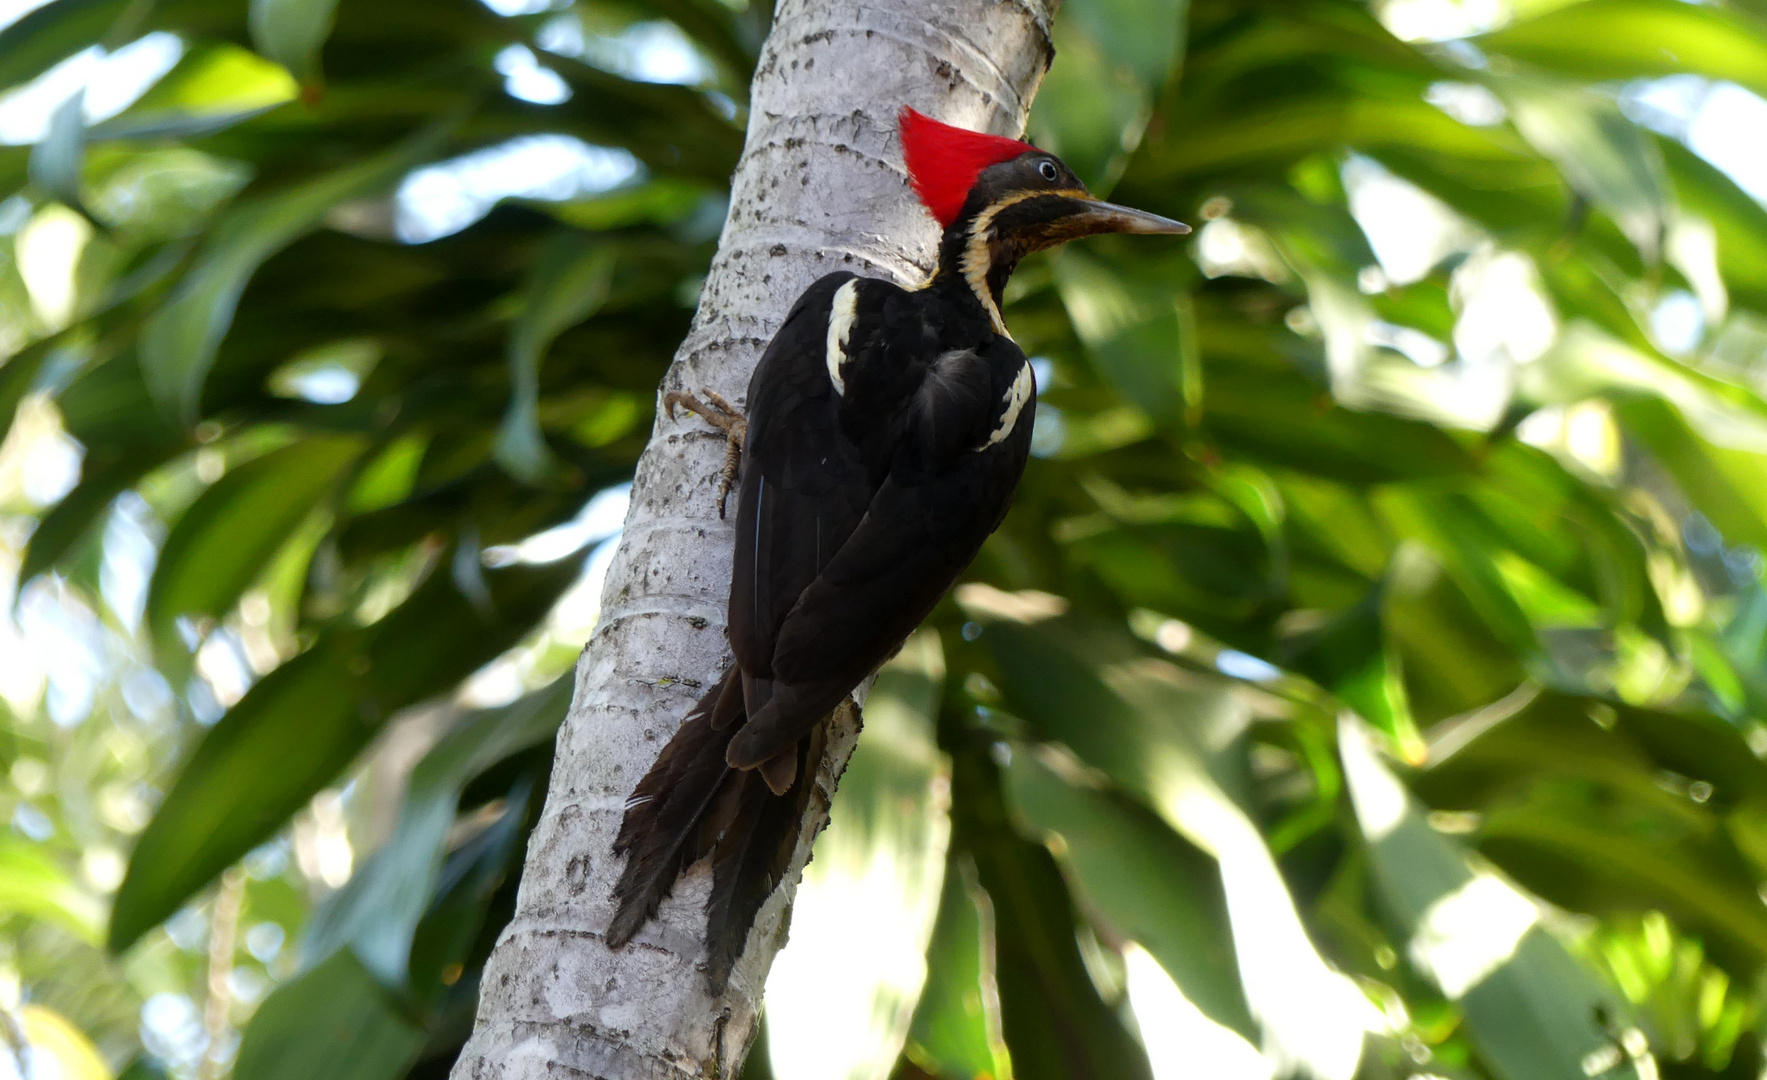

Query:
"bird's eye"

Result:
[[1037, 160, 1059, 182]]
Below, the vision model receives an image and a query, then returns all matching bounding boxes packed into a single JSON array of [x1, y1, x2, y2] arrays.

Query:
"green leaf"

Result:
[[961, 594, 1377, 1076], [0, 836, 104, 943], [1340, 719, 1650, 1080], [95, 41, 300, 141], [494, 234, 614, 483], [0, 329, 76, 449], [248, 0, 341, 87], [1420, 691, 1767, 974], [1030, 20, 1153, 193], [1478, 0, 1767, 101], [1497, 78, 1669, 260], [403, 776, 534, 1007], [949, 741, 1155, 1080], [233, 950, 425, 1080], [147, 434, 367, 639], [21, 444, 180, 585], [901, 857, 1010, 1080], [138, 123, 446, 424], [28, 89, 87, 215], [303, 674, 572, 986], [1615, 395, 1767, 552], [0, 0, 128, 92], [1051, 244, 1193, 429], [1278, 584, 1422, 760], [1003, 747, 1256, 1041], [1662, 138, 1767, 315], [1199, 338, 1477, 483], [109, 551, 586, 951], [765, 633, 950, 1079], [539, 179, 709, 231], [1125, 95, 1534, 190]]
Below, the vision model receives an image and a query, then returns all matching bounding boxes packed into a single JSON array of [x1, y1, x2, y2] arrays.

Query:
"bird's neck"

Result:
[[927, 213, 1025, 338]]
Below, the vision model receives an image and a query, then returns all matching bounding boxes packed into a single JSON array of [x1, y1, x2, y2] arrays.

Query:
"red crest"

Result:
[[899, 107, 1035, 229]]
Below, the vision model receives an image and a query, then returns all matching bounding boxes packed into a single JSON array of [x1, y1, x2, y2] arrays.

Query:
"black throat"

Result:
[[928, 212, 1028, 335]]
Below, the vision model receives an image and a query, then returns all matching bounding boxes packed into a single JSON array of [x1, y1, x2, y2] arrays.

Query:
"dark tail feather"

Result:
[[608, 665, 820, 987], [607, 668, 744, 947], [703, 721, 825, 991]]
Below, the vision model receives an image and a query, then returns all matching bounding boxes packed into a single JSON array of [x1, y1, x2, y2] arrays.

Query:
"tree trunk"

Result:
[[450, 2, 1055, 1076]]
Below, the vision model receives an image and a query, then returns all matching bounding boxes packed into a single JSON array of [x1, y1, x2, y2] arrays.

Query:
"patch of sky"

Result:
[[101, 492, 159, 633], [1424, 80, 1506, 127], [485, 482, 631, 566], [11, 802, 53, 840], [496, 44, 572, 105], [1652, 290, 1705, 357], [479, 0, 568, 15], [1622, 76, 1767, 204], [461, 485, 632, 707], [286, 366, 359, 403], [395, 135, 640, 243], [0, 196, 30, 234], [0, 32, 184, 145], [538, 15, 713, 85], [1216, 649, 1281, 683], [1366, 320, 1451, 368], [140, 992, 208, 1070], [17, 579, 107, 726], [1342, 155, 1475, 287], [0, 0, 54, 31], [121, 666, 174, 723], [243, 838, 290, 880], [1377, 0, 1504, 42], [245, 922, 285, 963]]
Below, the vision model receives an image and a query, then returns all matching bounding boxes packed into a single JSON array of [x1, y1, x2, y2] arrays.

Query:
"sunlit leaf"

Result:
[[1003, 746, 1256, 1039], [233, 950, 426, 1080], [1479, 0, 1767, 100], [28, 89, 87, 215], [138, 123, 445, 423], [960, 591, 1377, 1077], [1052, 244, 1194, 428], [949, 740, 1156, 1080], [147, 433, 366, 639], [494, 234, 614, 482], [1498, 78, 1669, 260], [766, 632, 949, 1080], [901, 857, 1009, 1080], [304, 674, 572, 985], [110, 550, 587, 951], [19, 1004, 113, 1080], [0, 837, 104, 943], [1341, 718, 1652, 1080], [249, 0, 341, 87]]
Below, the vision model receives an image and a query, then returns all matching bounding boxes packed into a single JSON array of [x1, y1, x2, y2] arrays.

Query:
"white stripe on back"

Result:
[[825, 279, 861, 395]]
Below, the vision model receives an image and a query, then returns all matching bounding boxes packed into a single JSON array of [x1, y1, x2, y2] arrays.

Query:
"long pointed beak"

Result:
[[1068, 199, 1191, 236]]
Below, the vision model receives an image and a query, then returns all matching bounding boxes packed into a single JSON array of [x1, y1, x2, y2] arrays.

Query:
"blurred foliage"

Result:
[[3, 0, 1767, 1077]]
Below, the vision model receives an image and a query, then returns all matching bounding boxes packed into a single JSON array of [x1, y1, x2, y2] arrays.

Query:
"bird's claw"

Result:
[[663, 389, 747, 519]]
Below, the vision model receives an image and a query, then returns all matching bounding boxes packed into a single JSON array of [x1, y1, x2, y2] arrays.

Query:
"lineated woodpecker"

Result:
[[608, 107, 1189, 988]]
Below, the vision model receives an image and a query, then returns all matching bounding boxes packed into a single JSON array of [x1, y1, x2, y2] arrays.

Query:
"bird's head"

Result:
[[900, 107, 1188, 325]]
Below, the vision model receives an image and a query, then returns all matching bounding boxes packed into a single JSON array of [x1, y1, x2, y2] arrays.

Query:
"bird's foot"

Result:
[[664, 389, 746, 518]]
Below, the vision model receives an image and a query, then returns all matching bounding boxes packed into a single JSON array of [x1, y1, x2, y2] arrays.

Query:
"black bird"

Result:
[[608, 107, 1189, 988]]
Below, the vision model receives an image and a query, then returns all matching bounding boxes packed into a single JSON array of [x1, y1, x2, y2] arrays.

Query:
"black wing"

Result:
[[725, 335, 1036, 769], [727, 272, 874, 684]]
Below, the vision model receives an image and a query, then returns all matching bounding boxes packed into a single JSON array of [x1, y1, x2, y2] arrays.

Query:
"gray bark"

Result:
[[450, 2, 1055, 1076]]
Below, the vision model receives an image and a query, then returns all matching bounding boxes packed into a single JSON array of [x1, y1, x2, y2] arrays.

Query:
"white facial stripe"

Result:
[[981, 362, 1035, 449], [960, 219, 1008, 338], [825, 279, 861, 396], [960, 187, 1091, 339]]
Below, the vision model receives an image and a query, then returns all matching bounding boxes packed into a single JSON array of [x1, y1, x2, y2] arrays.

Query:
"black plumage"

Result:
[[608, 110, 1187, 989]]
